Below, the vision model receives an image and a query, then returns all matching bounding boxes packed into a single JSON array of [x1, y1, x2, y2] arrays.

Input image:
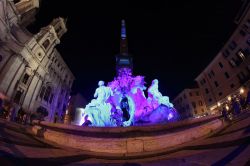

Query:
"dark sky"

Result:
[[28, 0, 243, 101]]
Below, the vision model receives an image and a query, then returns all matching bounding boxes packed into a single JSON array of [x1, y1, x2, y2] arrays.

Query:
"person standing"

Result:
[[54, 112, 58, 123]]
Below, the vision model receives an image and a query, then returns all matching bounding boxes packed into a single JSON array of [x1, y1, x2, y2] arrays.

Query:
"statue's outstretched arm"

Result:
[[94, 89, 98, 98]]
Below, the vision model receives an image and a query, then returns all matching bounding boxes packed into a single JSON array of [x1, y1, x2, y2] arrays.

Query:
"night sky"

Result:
[[28, 1, 243, 102]]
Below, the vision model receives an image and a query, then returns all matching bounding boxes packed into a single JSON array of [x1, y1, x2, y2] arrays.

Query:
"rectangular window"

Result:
[[22, 73, 30, 85], [196, 91, 199, 96], [229, 59, 236, 68], [218, 62, 223, 68], [237, 49, 246, 61], [240, 30, 246, 36], [229, 41, 237, 50], [244, 48, 250, 57], [192, 102, 196, 109], [223, 49, 230, 58], [218, 92, 223, 96], [230, 83, 235, 89], [14, 89, 24, 104], [224, 72, 230, 79], [205, 88, 209, 94], [211, 70, 215, 76], [208, 73, 211, 79], [247, 38, 250, 46], [214, 81, 219, 87], [194, 110, 197, 114]]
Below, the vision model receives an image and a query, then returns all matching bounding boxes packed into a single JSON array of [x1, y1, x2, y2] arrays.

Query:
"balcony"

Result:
[[14, 0, 40, 26], [15, 0, 39, 16]]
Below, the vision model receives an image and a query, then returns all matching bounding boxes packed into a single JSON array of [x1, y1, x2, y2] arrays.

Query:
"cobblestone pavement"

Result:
[[0, 112, 250, 166]]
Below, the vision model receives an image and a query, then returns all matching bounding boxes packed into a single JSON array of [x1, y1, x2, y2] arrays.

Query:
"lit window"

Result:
[[237, 50, 245, 60]]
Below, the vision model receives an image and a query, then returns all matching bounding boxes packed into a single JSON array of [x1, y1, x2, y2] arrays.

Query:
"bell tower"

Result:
[[116, 20, 133, 76], [28, 17, 67, 61]]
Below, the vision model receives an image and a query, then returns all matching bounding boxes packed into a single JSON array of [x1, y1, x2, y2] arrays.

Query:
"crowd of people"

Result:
[[221, 90, 250, 121], [0, 98, 49, 125]]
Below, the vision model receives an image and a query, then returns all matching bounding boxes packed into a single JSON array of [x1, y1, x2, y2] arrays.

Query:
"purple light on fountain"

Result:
[[79, 67, 178, 127], [78, 20, 178, 127]]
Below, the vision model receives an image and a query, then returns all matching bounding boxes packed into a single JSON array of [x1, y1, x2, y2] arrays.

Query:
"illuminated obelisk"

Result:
[[116, 20, 133, 76]]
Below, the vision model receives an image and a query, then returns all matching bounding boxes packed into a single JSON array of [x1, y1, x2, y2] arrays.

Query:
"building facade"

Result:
[[0, 0, 75, 121], [173, 88, 207, 119], [195, 2, 250, 113]]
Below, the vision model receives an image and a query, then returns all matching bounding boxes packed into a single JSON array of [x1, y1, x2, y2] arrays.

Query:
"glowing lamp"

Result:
[[227, 96, 231, 101], [240, 88, 244, 94], [217, 102, 221, 107]]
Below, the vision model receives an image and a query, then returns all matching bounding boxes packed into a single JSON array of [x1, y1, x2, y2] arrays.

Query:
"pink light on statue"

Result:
[[79, 20, 178, 127]]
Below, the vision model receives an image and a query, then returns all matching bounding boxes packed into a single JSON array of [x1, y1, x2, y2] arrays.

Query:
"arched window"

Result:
[[13, 88, 24, 104], [0, 54, 2, 62], [39, 86, 46, 99], [44, 86, 52, 102]]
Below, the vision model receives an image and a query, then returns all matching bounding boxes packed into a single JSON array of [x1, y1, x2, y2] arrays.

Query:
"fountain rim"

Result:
[[32, 115, 220, 136]]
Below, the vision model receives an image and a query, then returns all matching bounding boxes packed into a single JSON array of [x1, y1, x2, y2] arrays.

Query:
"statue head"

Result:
[[98, 80, 104, 87], [152, 79, 158, 85]]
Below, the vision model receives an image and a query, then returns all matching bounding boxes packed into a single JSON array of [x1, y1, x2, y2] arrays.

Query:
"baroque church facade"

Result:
[[0, 0, 75, 121]]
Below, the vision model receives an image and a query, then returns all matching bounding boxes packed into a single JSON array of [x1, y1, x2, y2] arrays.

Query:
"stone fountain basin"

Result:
[[31, 115, 222, 157]]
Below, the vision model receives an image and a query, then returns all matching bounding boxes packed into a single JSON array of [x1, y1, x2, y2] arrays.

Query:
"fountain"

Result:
[[78, 20, 178, 127], [30, 20, 222, 156]]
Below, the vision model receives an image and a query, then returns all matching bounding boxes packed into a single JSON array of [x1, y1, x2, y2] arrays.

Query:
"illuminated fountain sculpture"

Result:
[[80, 20, 177, 127]]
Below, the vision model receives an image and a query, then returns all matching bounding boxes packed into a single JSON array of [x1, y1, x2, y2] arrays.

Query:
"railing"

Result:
[[15, 0, 39, 15]]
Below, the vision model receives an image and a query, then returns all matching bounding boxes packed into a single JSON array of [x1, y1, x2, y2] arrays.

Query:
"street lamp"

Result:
[[240, 87, 244, 94], [227, 96, 232, 101]]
